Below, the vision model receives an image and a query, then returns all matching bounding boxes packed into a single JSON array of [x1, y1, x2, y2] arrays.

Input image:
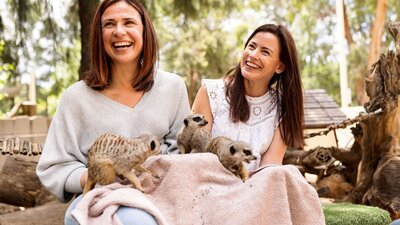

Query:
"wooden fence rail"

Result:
[[0, 115, 51, 144]]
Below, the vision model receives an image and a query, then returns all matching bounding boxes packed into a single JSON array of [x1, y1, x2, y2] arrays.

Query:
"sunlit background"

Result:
[[0, 0, 399, 117]]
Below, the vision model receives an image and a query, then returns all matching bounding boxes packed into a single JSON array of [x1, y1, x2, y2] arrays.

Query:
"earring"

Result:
[[140, 58, 144, 66]]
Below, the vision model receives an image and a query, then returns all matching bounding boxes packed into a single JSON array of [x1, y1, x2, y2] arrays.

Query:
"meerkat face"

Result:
[[138, 134, 161, 157], [183, 114, 208, 127], [229, 141, 256, 163]]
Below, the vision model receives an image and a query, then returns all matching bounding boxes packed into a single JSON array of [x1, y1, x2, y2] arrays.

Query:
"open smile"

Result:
[[245, 60, 261, 69], [113, 41, 133, 49]]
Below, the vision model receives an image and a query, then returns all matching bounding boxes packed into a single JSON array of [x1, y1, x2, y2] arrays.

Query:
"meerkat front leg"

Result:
[[134, 165, 159, 179], [83, 179, 96, 194], [237, 163, 249, 182], [121, 171, 144, 192]]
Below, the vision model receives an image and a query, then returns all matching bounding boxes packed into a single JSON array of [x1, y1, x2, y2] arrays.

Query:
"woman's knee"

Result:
[[64, 195, 82, 225], [64, 195, 158, 225], [390, 219, 400, 225], [117, 206, 158, 225]]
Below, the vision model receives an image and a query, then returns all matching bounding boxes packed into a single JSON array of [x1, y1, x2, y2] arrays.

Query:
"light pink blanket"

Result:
[[72, 153, 325, 225]]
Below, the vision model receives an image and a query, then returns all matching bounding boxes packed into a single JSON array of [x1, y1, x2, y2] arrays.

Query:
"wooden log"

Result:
[[0, 201, 68, 225], [363, 156, 400, 220], [0, 202, 21, 215], [0, 156, 55, 207], [284, 143, 361, 200], [0, 138, 42, 156], [284, 147, 337, 175]]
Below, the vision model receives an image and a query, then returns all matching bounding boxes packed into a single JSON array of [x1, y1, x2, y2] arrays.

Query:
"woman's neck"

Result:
[[109, 63, 139, 90], [244, 79, 269, 97]]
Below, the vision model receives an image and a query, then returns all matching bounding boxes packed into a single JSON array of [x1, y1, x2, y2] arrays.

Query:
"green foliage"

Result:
[[302, 62, 341, 104], [36, 39, 80, 115], [149, 0, 245, 101], [2, 0, 400, 117], [347, 43, 368, 105], [0, 0, 79, 117], [323, 203, 392, 225]]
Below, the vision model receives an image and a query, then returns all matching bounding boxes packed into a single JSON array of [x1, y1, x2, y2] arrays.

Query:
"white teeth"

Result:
[[114, 42, 132, 47], [246, 61, 259, 69]]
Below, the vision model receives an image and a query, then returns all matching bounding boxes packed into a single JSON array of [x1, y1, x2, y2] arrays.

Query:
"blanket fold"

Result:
[[72, 153, 325, 225]]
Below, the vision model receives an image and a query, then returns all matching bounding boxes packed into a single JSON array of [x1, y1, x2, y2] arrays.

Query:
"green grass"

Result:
[[323, 203, 392, 225]]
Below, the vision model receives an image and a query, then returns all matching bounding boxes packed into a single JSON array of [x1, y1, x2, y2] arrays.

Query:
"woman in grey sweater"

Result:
[[36, 0, 190, 224]]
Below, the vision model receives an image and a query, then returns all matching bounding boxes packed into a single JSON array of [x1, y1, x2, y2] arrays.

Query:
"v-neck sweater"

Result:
[[36, 70, 191, 202]]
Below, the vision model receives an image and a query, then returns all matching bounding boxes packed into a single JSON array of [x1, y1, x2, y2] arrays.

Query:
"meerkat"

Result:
[[83, 133, 161, 194], [206, 136, 256, 181], [176, 113, 211, 154], [190, 128, 212, 153]]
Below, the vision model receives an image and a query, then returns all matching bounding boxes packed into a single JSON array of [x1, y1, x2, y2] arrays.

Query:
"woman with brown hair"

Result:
[[192, 24, 305, 171], [36, 0, 190, 224], [190, 24, 324, 223]]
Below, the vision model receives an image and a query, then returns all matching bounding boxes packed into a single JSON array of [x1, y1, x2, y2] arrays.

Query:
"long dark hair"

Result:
[[84, 0, 158, 92], [225, 24, 305, 149]]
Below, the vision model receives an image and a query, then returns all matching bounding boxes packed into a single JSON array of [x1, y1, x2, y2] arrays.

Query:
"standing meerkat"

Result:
[[83, 133, 161, 194], [176, 113, 211, 154], [206, 136, 256, 181]]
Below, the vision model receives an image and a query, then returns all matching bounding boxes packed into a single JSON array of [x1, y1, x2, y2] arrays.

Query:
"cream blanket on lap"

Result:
[[72, 153, 325, 225]]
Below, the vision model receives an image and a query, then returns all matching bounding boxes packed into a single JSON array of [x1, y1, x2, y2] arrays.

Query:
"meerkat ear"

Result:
[[150, 140, 156, 150], [230, 146, 237, 155], [184, 118, 189, 126]]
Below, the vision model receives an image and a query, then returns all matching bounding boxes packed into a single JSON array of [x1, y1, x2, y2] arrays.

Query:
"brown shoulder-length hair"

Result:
[[225, 24, 305, 149], [84, 0, 158, 92]]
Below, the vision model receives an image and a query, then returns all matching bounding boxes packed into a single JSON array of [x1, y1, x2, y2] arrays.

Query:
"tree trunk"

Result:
[[342, 1, 352, 46], [284, 22, 400, 219], [357, 0, 387, 105], [367, 0, 387, 69], [349, 22, 400, 219], [78, 0, 100, 80]]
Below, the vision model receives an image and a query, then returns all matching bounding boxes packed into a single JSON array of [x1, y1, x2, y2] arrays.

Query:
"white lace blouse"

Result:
[[203, 79, 280, 171]]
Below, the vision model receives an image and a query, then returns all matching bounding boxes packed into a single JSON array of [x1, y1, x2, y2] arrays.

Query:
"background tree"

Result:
[[78, 0, 99, 79], [0, 0, 399, 115]]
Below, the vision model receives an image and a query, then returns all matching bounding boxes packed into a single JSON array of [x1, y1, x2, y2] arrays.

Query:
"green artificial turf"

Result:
[[323, 203, 392, 225]]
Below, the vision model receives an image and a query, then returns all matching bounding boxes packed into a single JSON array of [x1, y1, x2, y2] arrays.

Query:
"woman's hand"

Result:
[[80, 170, 88, 189]]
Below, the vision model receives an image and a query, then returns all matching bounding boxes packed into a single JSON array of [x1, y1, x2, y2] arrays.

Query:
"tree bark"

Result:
[[78, 0, 100, 80], [0, 156, 55, 207], [342, 1, 353, 46], [349, 22, 400, 219], [0, 201, 68, 225], [284, 23, 400, 218], [353, 0, 387, 105], [284, 144, 360, 200], [367, 0, 387, 69]]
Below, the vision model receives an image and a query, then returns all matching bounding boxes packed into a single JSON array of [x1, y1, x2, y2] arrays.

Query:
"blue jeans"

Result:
[[64, 195, 158, 225], [391, 219, 400, 225]]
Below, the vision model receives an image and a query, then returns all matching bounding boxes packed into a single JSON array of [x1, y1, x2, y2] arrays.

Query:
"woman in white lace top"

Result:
[[192, 24, 305, 171]]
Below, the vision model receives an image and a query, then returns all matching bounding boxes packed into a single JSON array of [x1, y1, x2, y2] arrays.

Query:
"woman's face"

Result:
[[101, 1, 143, 66], [240, 32, 284, 86]]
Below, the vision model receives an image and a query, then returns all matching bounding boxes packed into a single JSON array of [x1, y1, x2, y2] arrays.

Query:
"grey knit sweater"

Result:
[[36, 70, 191, 202]]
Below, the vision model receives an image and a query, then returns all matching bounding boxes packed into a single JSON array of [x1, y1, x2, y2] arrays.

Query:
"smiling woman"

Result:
[[192, 24, 306, 168], [35, 0, 191, 225], [191, 24, 325, 224]]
